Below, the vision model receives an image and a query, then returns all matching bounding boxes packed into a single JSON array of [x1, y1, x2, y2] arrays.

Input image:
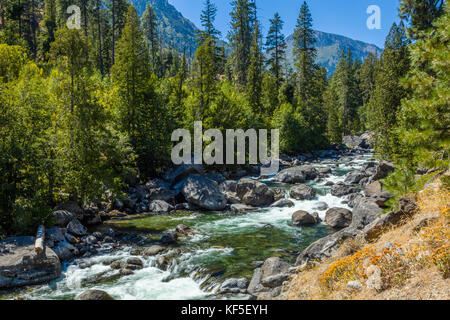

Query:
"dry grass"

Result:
[[283, 176, 450, 300]]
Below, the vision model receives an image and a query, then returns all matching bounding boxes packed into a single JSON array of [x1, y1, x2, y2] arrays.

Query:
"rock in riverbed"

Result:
[[290, 184, 316, 200], [325, 208, 353, 228], [236, 179, 275, 207], [181, 175, 227, 211], [0, 236, 61, 288], [292, 211, 320, 227], [76, 289, 114, 300]]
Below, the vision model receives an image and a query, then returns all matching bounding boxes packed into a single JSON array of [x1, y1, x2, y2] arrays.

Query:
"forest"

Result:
[[0, 0, 448, 237]]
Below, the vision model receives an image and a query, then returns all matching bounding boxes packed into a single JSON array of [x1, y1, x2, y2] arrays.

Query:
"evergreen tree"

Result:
[[228, 0, 252, 88], [265, 12, 286, 89], [396, 6, 449, 171], [142, 3, 160, 74], [199, 0, 220, 41], [368, 22, 410, 159], [247, 20, 264, 118], [400, 0, 445, 39], [293, 1, 317, 103]]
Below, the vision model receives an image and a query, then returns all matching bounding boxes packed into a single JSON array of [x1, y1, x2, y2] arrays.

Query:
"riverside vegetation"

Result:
[[0, 0, 448, 300]]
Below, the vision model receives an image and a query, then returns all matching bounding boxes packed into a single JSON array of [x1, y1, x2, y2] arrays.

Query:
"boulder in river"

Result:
[[231, 203, 256, 213], [345, 171, 366, 184], [325, 208, 353, 228], [313, 201, 329, 211], [52, 241, 79, 261], [270, 199, 295, 208], [331, 182, 359, 197], [149, 200, 174, 213], [181, 175, 227, 211], [292, 210, 320, 226], [274, 165, 319, 184], [0, 236, 61, 288], [236, 179, 275, 207], [248, 257, 290, 296], [143, 245, 166, 256], [289, 184, 316, 200], [160, 232, 178, 245], [76, 289, 114, 300], [163, 162, 204, 186]]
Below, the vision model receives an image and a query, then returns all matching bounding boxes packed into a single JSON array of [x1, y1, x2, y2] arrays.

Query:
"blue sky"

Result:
[[168, 0, 402, 48]]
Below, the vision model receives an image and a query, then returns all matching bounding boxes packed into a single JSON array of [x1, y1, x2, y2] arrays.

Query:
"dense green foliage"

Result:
[[0, 0, 448, 236]]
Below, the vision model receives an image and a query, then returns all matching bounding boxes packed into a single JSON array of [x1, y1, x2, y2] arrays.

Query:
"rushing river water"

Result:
[[0, 152, 373, 300]]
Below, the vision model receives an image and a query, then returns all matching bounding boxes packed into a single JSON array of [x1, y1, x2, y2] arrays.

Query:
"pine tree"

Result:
[[142, 3, 160, 74], [228, 0, 252, 88], [396, 6, 449, 170], [199, 0, 220, 41], [247, 20, 264, 118], [293, 1, 317, 103], [265, 13, 286, 89], [368, 22, 410, 159], [400, 0, 445, 39]]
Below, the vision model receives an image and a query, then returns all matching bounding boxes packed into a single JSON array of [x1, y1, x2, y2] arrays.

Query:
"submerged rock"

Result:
[[270, 199, 295, 208]]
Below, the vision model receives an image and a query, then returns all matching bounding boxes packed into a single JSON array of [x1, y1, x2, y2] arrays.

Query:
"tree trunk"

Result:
[[35, 225, 45, 254]]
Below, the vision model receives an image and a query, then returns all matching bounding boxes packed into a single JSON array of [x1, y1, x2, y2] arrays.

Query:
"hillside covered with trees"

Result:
[[0, 0, 448, 242]]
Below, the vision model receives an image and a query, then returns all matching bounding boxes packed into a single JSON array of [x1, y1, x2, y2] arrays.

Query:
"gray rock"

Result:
[[160, 232, 178, 245], [364, 181, 382, 197], [345, 171, 366, 184], [54, 201, 83, 219], [248, 257, 290, 296], [0, 236, 62, 288], [52, 210, 76, 227], [163, 162, 204, 186], [64, 232, 78, 244], [290, 184, 316, 200], [351, 197, 383, 230], [270, 199, 295, 208], [261, 273, 289, 288], [347, 280, 363, 291], [219, 278, 249, 294], [127, 257, 143, 267], [204, 172, 226, 184], [274, 165, 318, 183], [66, 219, 87, 237], [231, 203, 256, 213], [292, 210, 319, 226], [52, 241, 78, 261], [149, 200, 174, 213], [372, 161, 395, 180], [143, 245, 166, 256], [219, 180, 237, 193], [176, 224, 191, 235], [46, 227, 66, 242], [313, 201, 329, 211], [181, 175, 227, 211], [236, 179, 275, 207], [342, 135, 370, 149], [325, 208, 353, 228], [76, 289, 114, 300], [331, 183, 359, 197], [147, 188, 177, 202], [317, 167, 332, 175]]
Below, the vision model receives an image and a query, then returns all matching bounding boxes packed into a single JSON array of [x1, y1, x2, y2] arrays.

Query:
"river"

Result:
[[0, 152, 373, 300]]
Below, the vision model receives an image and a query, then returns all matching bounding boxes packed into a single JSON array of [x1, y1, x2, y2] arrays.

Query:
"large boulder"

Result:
[[46, 227, 66, 242], [54, 201, 83, 219], [0, 236, 61, 288], [292, 210, 319, 226], [350, 197, 383, 230], [325, 208, 353, 228], [163, 162, 204, 186], [274, 166, 318, 183], [52, 241, 79, 261], [147, 188, 177, 203], [218, 278, 249, 294], [345, 171, 366, 184], [66, 219, 87, 237], [372, 161, 395, 180], [76, 289, 114, 300], [364, 181, 383, 197], [331, 183, 359, 197], [248, 257, 290, 296], [52, 210, 76, 227], [149, 200, 174, 213], [342, 135, 370, 149], [181, 175, 227, 211], [290, 184, 316, 200], [236, 179, 275, 207]]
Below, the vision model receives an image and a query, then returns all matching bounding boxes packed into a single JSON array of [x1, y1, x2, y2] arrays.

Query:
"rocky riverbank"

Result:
[[1, 133, 399, 300]]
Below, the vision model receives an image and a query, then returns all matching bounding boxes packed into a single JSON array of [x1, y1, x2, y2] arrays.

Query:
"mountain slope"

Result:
[[129, 0, 198, 54], [129, 0, 382, 73], [286, 31, 382, 74]]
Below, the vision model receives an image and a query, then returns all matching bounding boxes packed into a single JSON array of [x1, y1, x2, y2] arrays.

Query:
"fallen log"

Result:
[[35, 225, 45, 254]]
